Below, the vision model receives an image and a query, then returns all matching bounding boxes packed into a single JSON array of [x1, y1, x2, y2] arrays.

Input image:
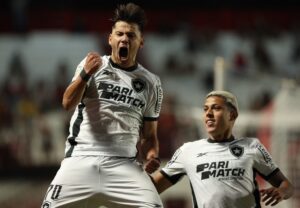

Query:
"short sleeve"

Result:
[[161, 145, 186, 184], [143, 76, 163, 120], [72, 57, 85, 81], [253, 139, 278, 179]]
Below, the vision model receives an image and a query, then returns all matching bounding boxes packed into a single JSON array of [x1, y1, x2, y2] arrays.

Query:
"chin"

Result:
[[206, 127, 216, 134]]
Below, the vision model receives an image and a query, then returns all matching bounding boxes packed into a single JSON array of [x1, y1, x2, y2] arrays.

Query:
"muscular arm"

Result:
[[152, 171, 173, 194], [260, 170, 294, 206], [140, 120, 160, 174], [62, 52, 102, 110], [62, 76, 88, 110]]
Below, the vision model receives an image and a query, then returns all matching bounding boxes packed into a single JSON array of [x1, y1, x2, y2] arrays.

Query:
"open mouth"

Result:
[[206, 119, 215, 127], [119, 47, 128, 59]]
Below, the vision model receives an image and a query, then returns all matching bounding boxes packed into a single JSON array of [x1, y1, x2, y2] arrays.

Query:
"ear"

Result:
[[139, 37, 144, 48], [108, 34, 112, 46], [229, 111, 237, 121]]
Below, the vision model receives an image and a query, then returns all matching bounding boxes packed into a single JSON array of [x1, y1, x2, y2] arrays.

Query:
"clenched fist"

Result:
[[84, 52, 102, 75]]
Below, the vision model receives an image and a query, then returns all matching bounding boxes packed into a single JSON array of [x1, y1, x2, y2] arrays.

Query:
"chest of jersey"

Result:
[[186, 142, 254, 181], [86, 68, 149, 112]]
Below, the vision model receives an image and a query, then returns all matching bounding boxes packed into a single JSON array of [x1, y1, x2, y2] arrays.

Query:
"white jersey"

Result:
[[65, 55, 163, 157], [161, 137, 279, 208]]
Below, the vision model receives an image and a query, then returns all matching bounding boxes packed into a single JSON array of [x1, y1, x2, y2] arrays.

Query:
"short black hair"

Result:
[[111, 3, 147, 32]]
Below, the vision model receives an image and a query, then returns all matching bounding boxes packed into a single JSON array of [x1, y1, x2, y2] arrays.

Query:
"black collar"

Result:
[[109, 58, 138, 72], [207, 135, 235, 143]]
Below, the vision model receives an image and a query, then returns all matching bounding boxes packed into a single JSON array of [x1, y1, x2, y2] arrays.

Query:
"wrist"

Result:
[[148, 156, 161, 163], [153, 157, 161, 163], [80, 69, 91, 82]]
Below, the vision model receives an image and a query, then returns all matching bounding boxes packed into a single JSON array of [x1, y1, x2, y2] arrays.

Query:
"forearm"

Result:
[[62, 77, 87, 110], [278, 180, 294, 200], [142, 137, 159, 159], [141, 121, 159, 159], [62, 52, 102, 111], [152, 171, 173, 194]]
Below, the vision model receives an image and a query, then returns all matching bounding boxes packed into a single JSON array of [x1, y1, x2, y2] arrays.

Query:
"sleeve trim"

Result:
[[144, 117, 159, 121], [256, 168, 280, 181], [160, 170, 185, 185], [265, 168, 280, 180]]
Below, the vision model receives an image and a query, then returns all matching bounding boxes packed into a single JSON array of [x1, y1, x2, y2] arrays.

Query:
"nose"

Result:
[[120, 34, 129, 43], [206, 108, 213, 118]]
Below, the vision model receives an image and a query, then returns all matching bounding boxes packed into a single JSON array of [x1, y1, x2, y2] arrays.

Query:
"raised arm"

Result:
[[260, 170, 294, 206], [62, 52, 102, 110]]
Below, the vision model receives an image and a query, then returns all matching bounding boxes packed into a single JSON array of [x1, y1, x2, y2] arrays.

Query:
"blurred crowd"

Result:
[[0, 52, 70, 168]]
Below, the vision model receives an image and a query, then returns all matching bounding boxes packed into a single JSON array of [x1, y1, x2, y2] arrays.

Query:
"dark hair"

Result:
[[111, 3, 147, 32]]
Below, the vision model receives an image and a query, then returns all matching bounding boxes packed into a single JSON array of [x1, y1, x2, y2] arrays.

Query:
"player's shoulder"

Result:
[[180, 139, 205, 151], [232, 137, 261, 148], [101, 55, 110, 67], [137, 63, 161, 83]]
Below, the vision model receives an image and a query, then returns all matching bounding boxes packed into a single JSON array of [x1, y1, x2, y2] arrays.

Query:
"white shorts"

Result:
[[41, 156, 163, 208]]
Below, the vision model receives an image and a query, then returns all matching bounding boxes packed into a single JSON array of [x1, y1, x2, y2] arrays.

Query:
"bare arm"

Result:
[[62, 52, 102, 110], [152, 171, 174, 194], [260, 170, 294, 206], [140, 120, 160, 174]]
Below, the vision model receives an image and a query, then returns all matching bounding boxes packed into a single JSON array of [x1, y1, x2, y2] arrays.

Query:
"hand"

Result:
[[144, 157, 160, 174], [84, 52, 102, 75], [260, 187, 284, 206]]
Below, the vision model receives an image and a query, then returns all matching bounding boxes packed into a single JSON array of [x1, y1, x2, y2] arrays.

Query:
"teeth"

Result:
[[207, 121, 214, 125]]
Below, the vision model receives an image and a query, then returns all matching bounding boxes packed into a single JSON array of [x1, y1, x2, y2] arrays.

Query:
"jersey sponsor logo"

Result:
[[155, 84, 163, 114], [256, 143, 275, 168], [229, 145, 244, 158], [196, 161, 246, 180], [132, 78, 146, 93], [98, 82, 145, 109]]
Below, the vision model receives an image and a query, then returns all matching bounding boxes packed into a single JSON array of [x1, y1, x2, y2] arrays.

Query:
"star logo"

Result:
[[229, 145, 244, 158], [132, 79, 146, 93]]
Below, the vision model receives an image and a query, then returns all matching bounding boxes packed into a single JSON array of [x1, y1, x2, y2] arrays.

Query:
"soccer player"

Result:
[[152, 91, 294, 208], [41, 3, 163, 208]]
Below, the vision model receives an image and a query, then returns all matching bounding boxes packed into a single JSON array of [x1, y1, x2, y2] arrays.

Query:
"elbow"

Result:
[[62, 99, 74, 111]]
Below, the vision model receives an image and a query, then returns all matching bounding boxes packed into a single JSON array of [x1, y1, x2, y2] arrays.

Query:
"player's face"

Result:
[[109, 21, 144, 68], [203, 96, 233, 141]]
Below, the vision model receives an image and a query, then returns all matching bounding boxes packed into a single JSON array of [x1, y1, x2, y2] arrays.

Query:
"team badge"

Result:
[[132, 79, 146, 93], [42, 201, 51, 208], [229, 145, 244, 158]]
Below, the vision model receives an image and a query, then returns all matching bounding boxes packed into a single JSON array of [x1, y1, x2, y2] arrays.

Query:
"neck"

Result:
[[109, 57, 138, 71], [110, 55, 136, 68], [208, 129, 233, 142], [208, 135, 234, 143]]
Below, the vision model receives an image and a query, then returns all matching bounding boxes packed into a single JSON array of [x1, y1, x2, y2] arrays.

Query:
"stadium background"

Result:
[[0, 0, 299, 207]]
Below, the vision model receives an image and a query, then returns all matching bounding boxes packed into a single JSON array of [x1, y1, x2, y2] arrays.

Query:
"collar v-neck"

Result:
[[109, 58, 138, 72]]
